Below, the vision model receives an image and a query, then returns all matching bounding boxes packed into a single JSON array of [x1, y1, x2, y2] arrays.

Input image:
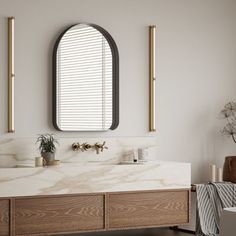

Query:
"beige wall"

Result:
[[1, 0, 236, 182]]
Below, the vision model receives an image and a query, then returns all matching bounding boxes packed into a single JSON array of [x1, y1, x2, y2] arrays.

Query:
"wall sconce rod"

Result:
[[149, 25, 156, 132], [8, 17, 15, 133]]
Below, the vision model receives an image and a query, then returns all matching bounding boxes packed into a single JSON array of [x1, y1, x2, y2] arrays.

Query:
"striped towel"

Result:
[[196, 183, 236, 236]]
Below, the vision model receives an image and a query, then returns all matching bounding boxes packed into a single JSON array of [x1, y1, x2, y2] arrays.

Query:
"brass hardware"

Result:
[[149, 25, 156, 132], [94, 141, 108, 154], [8, 17, 15, 133], [72, 141, 108, 154], [82, 143, 92, 151], [72, 142, 82, 151]]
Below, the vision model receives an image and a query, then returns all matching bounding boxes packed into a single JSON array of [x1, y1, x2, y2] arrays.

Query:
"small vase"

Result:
[[223, 156, 236, 183], [41, 152, 55, 165]]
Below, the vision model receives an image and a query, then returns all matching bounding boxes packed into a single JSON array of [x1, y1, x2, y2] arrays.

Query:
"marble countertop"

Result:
[[0, 161, 191, 198]]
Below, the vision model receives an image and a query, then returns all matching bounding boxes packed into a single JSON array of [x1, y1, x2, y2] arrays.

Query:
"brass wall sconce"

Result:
[[8, 17, 15, 133], [72, 141, 108, 154], [149, 25, 156, 132]]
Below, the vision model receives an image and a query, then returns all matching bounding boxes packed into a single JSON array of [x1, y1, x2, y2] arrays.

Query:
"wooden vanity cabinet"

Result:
[[14, 195, 105, 236], [0, 200, 10, 236], [108, 190, 189, 229], [1, 189, 190, 236]]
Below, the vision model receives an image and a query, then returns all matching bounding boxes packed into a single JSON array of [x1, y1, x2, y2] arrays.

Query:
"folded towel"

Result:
[[196, 182, 236, 236]]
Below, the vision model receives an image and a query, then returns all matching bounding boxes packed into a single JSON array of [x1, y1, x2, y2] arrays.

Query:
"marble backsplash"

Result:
[[0, 136, 157, 167]]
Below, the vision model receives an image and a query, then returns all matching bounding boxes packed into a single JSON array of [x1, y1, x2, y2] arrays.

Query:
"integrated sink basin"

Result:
[[0, 161, 150, 168], [0, 160, 191, 198]]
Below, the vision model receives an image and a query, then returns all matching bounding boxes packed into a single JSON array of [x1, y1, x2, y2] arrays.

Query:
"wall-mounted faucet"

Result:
[[94, 142, 108, 154], [72, 141, 108, 154]]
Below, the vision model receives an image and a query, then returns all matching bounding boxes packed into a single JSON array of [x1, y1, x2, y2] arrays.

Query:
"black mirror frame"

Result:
[[52, 23, 119, 131]]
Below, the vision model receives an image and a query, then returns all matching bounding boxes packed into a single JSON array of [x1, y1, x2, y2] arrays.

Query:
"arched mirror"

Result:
[[53, 23, 119, 131]]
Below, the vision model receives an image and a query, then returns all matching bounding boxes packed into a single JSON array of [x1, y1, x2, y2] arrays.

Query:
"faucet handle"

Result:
[[82, 142, 92, 151], [101, 141, 108, 152], [72, 142, 81, 151], [94, 141, 108, 154], [94, 142, 100, 154]]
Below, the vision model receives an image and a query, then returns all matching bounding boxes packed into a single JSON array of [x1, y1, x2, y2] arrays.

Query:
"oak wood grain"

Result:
[[15, 195, 104, 235], [0, 200, 10, 236], [108, 190, 189, 229], [0, 189, 190, 235]]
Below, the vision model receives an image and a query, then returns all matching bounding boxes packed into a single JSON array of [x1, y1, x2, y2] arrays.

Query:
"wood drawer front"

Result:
[[108, 190, 189, 229], [15, 195, 104, 235], [0, 200, 10, 236]]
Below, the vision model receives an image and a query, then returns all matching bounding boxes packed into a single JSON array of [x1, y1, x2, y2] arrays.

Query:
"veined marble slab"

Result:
[[0, 137, 157, 167], [0, 161, 191, 198]]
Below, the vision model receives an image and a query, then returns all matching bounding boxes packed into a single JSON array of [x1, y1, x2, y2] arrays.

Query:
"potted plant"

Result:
[[36, 134, 58, 164], [219, 101, 236, 182]]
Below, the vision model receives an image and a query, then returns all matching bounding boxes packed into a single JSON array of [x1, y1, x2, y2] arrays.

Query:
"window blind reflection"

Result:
[[56, 24, 112, 131]]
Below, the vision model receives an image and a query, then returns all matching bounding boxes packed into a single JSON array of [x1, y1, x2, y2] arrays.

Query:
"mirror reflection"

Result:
[[53, 23, 119, 131]]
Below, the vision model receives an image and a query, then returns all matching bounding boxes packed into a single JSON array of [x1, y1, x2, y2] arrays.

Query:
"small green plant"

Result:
[[219, 101, 236, 143], [36, 134, 58, 153]]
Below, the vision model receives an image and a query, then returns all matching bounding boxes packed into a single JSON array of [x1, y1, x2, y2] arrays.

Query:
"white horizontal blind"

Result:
[[56, 24, 112, 131]]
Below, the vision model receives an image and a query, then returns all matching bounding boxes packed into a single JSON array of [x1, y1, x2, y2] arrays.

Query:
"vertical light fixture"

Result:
[[8, 17, 15, 133], [149, 25, 156, 132]]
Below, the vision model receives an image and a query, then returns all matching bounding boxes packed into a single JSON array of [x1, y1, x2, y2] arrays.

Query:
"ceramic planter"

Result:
[[41, 152, 55, 165], [223, 156, 236, 183]]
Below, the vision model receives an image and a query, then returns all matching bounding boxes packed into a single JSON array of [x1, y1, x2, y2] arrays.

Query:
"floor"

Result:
[[69, 228, 194, 236]]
